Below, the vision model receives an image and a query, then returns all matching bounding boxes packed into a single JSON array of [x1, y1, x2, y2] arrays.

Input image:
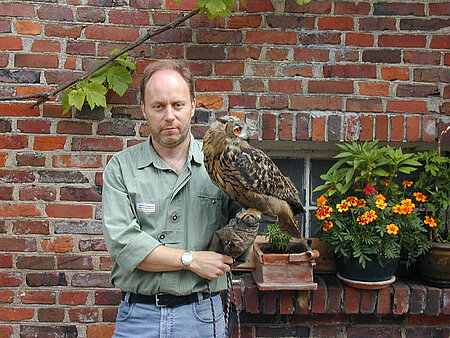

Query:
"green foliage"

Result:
[[413, 150, 450, 242], [263, 224, 292, 253], [62, 50, 136, 114], [176, 0, 312, 18], [313, 141, 430, 268]]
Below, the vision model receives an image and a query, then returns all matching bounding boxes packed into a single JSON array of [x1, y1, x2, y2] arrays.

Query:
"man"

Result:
[[102, 59, 243, 337]]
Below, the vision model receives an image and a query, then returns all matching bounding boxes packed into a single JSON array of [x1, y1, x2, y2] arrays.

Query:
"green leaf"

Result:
[[106, 66, 132, 96], [115, 57, 136, 70], [296, 0, 312, 4], [68, 89, 86, 111], [62, 89, 72, 114], [83, 82, 108, 109]]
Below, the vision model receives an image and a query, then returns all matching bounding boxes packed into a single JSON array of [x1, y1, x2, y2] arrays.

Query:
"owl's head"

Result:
[[216, 116, 250, 143]]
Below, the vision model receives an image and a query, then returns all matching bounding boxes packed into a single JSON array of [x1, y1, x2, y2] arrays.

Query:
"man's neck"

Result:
[[151, 136, 191, 174]]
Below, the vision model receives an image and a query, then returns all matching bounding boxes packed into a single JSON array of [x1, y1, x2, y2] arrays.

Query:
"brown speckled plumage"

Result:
[[203, 116, 304, 238]]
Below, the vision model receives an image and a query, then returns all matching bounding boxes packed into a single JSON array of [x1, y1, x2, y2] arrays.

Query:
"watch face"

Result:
[[182, 251, 193, 266]]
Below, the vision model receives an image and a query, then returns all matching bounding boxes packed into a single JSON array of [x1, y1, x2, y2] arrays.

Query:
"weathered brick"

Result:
[[375, 114, 389, 141], [260, 95, 288, 110], [294, 48, 329, 62], [52, 154, 102, 168], [344, 114, 359, 141], [196, 79, 233, 92], [26, 272, 67, 287], [79, 239, 106, 252], [16, 21, 41, 35], [262, 113, 276, 140], [0, 308, 34, 321], [291, 97, 342, 111], [97, 120, 136, 136], [379, 34, 426, 48], [269, 80, 302, 94], [37, 307, 65, 322], [227, 46, 260, 60], [246, 31, 297, 45], [41, 237, 74, 253], [393, 281, 409, 315], [360, 115, 374, 141], [16, 256, 55, 270], [56, 121, 92, 135], [72, 273, 113, 288], [335, 1, 370, 15], [34, 136, 66, 151], [68, 308, 99, 323], [397, 84, 439, 98], [377, 285, 392, 314], [109, 9, 149, 25], [100, 256, 114, 271], [215, 62, 244, 76], [95, 290, 121, 305], [45, 24, 82, 38], [57, 255, 93, 270], [286, 0, 331, 14], [0, 290, 13, 303], [390, 115, 404, 142], [196, 95, 224, 109], [38, 170, 88, 183], [318, 17, 354, 31], [55, 220, 102, 234], [347, 98, 382, 112], [66, 41, 96, 55], [86, 325, 116, 338], [19, 186, 57, 201], [71, 137, 123, 152], [430, 35, 450, 49], [76, 7, 106, 22], [296, 113, 310, 140], [360, 290, 376, 314], [0, 186, 13, 200], [278, 114, 293, 141], [362, 49, 401, 64], [345, 33, 374, 47], [21, 326, 78, 338], [0, 272, 22, 287], [312, 276, 326, 313], [0, 254, 13, 268], [374, 2, 424, 16], [347, 327, 401, 337], [359, 17, 396, 31], [358, 82, 390, 97], [0, 237, 36, 252], [387, 100, 427, 114], [299, 32, 341, 45], [308, 81, 354, 94], [328, 115, 342, 141], [312, 116, 325, 141], [37, 5, 74, 21], [414, 68, 450, 83], [424, 286, 442, 316], [187, 46, 225, 60], [19, 291, 56, 304], [0, 3, 35, 17], [13, 220, 49, 235], [381, 67, 409, 81], [422, 116, 436, 142], [60, 291, 89, 305], [197, 30, 242, 44]]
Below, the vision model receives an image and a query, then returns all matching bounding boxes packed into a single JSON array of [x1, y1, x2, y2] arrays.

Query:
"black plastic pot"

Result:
[[334, 254, 399, 282]]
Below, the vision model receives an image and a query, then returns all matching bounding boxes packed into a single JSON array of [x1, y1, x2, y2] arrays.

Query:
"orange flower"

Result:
[[424, 216, 437, 228], [322, 221, 334, 232], [357, 199, 366, 208], [357, 209, 378, 225], [317, 195, 328, 207], [375, 194, 386, 201], [346, 196, 359, 207], [413, 192, 427, 203], [316, 206, 333, 220], [402, 180, 413, 188], [386, 223, 399, 235], [337, 199, 351, 213], [375, 194, 387, 210], [393, 199, 415, 215]]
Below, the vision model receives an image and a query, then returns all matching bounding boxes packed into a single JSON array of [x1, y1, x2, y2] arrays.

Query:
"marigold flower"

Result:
[[316, 195, 328, 207], [375, 194, 386, 201], [357, 199, 366, 208], [337, 199, 351, 213], [363, 184, 376, 195], [316, 206, 333, 220], [384, 179, 390, 186], [393, 199, 415, 215], [413, 192, 427, 203], [424, 216, 438, 228], [322, 221, 334, 232], [357, 209, 378, 225], [402, 180, 413, 188], [346, 196, 358, 207], [375, 199, 388, 210], [386, 223, 399, 235]]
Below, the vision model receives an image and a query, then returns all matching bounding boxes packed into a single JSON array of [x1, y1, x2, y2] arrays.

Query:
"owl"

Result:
[[203, 116, 304, 238]]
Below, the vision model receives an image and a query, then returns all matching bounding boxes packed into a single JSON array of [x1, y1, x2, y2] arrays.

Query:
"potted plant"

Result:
[[313, 140, 430, 289], [413, 130, 450, 287], [251, 224, 319, 291]]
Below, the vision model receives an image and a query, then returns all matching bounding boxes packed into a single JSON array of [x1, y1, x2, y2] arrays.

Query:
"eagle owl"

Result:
[[203, 116, 304, 238]]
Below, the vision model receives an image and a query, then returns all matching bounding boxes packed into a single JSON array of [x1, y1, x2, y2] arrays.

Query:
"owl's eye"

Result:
[[233, 126, 242, 134]]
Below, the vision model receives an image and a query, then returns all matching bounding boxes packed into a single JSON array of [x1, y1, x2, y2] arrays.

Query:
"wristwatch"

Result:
[[181, 251, 193, 269]]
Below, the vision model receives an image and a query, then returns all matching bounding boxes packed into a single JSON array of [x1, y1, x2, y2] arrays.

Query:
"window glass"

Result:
[[310, 159, 335, 205]]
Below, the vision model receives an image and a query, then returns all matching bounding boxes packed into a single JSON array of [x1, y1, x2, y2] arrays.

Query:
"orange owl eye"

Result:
[[234, 126, 242, 134]]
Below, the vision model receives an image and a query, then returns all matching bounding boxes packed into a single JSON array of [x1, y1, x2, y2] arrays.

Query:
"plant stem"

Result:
[[0, 8, 200, 108]]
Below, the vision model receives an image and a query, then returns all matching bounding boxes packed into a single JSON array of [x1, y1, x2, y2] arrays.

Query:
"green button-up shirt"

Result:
[[102, 134, 241, 296]]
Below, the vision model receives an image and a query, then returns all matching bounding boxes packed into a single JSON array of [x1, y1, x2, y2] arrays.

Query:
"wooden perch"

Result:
[[0, 8, 200, 108]]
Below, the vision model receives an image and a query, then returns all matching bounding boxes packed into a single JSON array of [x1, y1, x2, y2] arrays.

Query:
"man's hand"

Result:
[[189, 251, 233, 280]]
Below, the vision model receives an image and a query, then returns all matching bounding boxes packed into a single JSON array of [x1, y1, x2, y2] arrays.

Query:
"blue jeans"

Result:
[[113, 293, 225, 338]]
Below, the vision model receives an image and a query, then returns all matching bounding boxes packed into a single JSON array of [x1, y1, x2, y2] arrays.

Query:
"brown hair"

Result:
[[139, 59, 194, 104]]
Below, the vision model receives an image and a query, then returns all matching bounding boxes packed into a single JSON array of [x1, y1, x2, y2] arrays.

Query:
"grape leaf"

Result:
[[107, 66, 132, 96], [83, 82, 108, 109], [68, 89, 86, 111], [62, 89, 72, 114]]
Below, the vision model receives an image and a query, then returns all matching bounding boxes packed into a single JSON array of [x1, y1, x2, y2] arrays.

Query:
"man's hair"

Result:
[[140, 59, 194, 104]]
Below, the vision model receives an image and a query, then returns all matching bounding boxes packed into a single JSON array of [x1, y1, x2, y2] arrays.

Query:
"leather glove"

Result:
[[209, 210, 260, 258]]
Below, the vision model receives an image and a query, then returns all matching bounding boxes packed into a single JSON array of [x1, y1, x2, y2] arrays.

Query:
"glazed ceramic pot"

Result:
[[416, 242, 450, 288]]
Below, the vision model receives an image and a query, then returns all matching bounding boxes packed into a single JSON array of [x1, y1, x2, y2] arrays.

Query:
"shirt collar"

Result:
[[137, 134, 203, 169]]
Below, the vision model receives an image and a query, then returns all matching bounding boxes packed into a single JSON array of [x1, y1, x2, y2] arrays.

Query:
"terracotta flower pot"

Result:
[[251, 241, 319, 291], [416, 241, 450, 288]]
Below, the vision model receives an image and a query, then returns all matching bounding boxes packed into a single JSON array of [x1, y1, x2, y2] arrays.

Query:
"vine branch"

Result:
[[0, 8, 200, 108]]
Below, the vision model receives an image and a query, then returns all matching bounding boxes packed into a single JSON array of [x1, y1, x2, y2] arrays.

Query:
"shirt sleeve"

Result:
[[102, 156, 162, 276]]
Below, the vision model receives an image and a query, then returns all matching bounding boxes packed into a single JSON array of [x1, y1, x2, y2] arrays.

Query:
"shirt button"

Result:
[[159, 234, 165, 240], [172, 215, 178, 221], [211, 199, 216, 204]]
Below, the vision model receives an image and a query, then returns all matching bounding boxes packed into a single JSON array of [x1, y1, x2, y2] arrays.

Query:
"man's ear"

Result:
[[191, 98, 196, 118], [141, 102, 146, 119]]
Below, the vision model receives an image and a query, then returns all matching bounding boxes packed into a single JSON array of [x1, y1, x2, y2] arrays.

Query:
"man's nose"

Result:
[[164, 106, 175, 121]]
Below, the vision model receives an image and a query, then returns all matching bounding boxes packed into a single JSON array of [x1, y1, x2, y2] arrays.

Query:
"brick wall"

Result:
[[0, 0, 449, 336]]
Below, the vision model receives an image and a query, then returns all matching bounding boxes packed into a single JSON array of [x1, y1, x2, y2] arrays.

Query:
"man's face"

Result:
[[141, 69, 195, 149]]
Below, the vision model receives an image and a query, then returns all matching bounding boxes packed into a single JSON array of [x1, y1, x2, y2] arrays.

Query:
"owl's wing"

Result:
[[233, 146, 304, 214]]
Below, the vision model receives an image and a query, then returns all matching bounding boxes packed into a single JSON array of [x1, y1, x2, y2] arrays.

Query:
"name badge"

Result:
[[136, 202, 156, 213]]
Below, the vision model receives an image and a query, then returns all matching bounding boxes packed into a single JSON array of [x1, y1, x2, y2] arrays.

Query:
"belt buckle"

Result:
[[155, 294, 168, 307]]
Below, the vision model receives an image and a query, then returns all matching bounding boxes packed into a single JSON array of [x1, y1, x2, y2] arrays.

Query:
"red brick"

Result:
[[95, 290, 121, 305], [0, 308, 34, 321], [196, 79, 233, 92], [375, 114, 389, 141], [229, 95, 257, 108], [228, 15, 262, 29], [387, 100, 427, 114], [85, 25, 138, 41], [189, 14, 225, 28], [262, 113, 276, 140], [407, 314, 450, 326], [358, 82, 390, 97], [52, 154, 102, 169], [444, 289, 450, 314], [318, 17, 354, 31], [57, 121, 92, 135], [295, 291, 309, 314], [347, 98, 382, 112], [71, 137, 123, 152], [308, 81, 354, 94], [0, 3, 35, 17], [344, 114, 359, 141], [291, 97, 342, 111], [269, 80, 302, 94], [393, 281, 409, 315], [26, 272, 67, 287], [299, 32, 341, 45], [246, 31, 297, 45], [37, 307, 64, 322], [57, 255, 93, 270], [0, 272, 22, 287], [37, 5, 74, 21], [335, 2, 370, 15], [0, 290, 13, 303], [214, 62, 244, 76], [312, 116, 325, 141], [414, 68, 449, 83], [227, 46, 261, 60], [100, 256, 113, 271], [278, 114, 293, 141], [84, 239, 107, 252], [360, 290, 376, 314], [390, 115, 404, 142], [381, 67, 409, 81], [197, 30, 242, 44], [41, 237, 74, 253], [0, 37, 22, 50], [76, 7, 105, 23], [345, 33, 374, 47], [407, 280, 427, 314], [109, 10, 149, 25], [195, 95, 223, 109], [12, 220, 50, 235], [379, 34, 426, 48], [324, 65, 376, 79], [430, 3, 450, 16], [16, 21, 41, 35], [360, 115, 374, 141], [0, 204, 41, 217], [19, 186, 56, 201], [187, 46, 225, 60], [323, 276, 341, 314], [374, 2, 424, 16], [335, 50, 359, 62], [19, 291, 56, 304], [430, 35, 450, 49], [0, 186, 13, 200], [263, 291, 277, 315], [286, 0, 331, 14], [359, 17, 396, 31], [422, 116, 436, 142], [344, 286, 359, 314], [266, 47, 289, 61], [311, 276, 326, 313], [45, 24, 82, 38], [280, 290, 295, 314], [34, 136, 66, 151], [46, 204, 93, 218], [17, 119, 51, 134], [60, 291, 89, 305], [86, 325, 116, 338], [260, 95, 288, 110], [377, 286, 392, 314], [165, 0, 196, 10], [15, 54, 58, 68], [294, 48, 329, 62], [66, 41, 96, 55], [0, 153, 6, 167], [296, 113, 310, 140], [0, 255, 13, 268], [403, 51, 441, 65]]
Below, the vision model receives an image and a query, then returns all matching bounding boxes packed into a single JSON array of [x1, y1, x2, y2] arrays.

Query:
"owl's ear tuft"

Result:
[[216, 117, 227, 124]]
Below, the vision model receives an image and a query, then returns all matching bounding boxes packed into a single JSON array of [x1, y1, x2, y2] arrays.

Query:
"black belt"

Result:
[[122, 291, 219, 307]]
